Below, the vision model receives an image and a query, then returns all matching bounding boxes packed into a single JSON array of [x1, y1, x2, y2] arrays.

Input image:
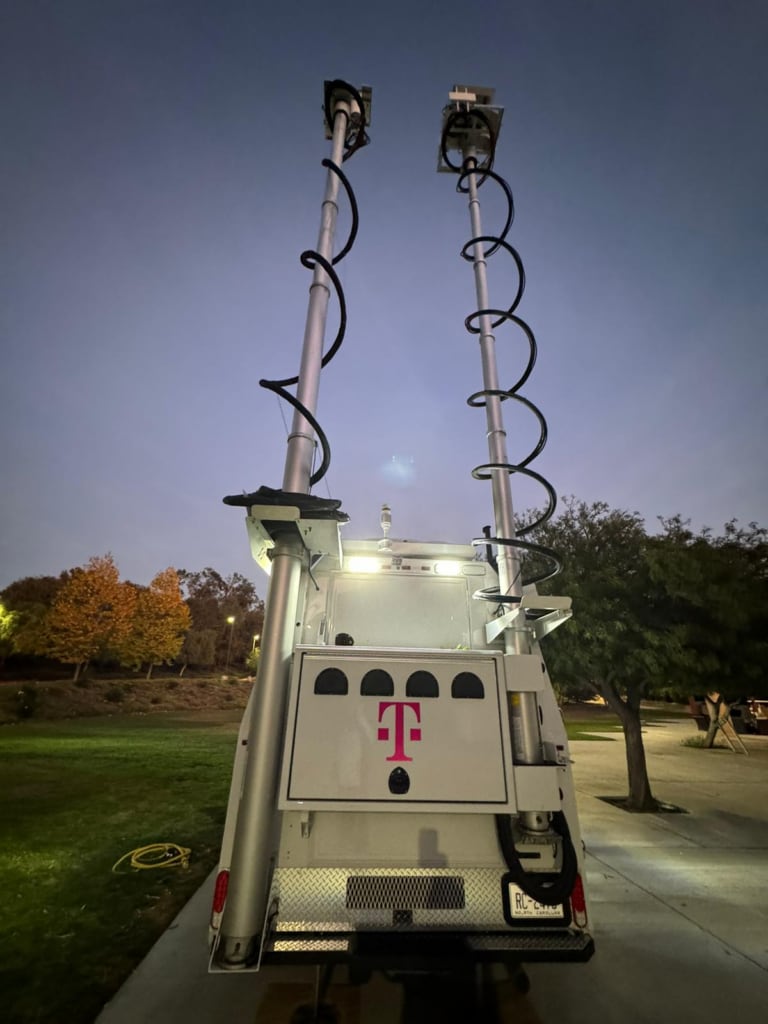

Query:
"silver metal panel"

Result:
[[279, 649, 515, 811], [512, 765, 562, 812], [502, 654, 546, 692], [270, 867, 511, 931], [330, 574, 471, 648], [277, 810, 512, 869], [299, 538, 503, 650]]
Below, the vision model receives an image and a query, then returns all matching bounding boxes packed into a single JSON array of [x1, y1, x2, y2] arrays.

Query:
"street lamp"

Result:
[[252, 633, 260, 652], [225, 615, 236, 673]]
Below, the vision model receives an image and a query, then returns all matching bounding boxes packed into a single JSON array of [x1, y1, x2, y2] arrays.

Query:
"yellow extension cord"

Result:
[[111, 842, 191, 874]]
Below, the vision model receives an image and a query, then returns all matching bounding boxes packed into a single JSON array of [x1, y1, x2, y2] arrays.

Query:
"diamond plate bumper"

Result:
[[249, 866, 594, 968], [270, 866, 511, 931], [261, 928, 594, 967]]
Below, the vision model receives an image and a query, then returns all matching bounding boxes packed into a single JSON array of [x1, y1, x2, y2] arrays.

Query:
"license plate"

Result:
[[507, 884, 565, 920]]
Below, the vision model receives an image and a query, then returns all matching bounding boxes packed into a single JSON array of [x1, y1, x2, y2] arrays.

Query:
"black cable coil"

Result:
[[442, 108, 578, 909], [259, 81, 368, 487], [440, 109, 561, 598]]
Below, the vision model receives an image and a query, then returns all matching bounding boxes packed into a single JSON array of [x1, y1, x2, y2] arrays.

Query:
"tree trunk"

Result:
[[179, 662, 187, 677], [73, 662, 81, 682], [621, 711, 657, 811], [598, 679, 658, 812], [146, 663, 154, 681]]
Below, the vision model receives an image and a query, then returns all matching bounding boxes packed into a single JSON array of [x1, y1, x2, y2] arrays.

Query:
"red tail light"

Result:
[[570, 873, 588, 928], [212, 870, 230, 915]]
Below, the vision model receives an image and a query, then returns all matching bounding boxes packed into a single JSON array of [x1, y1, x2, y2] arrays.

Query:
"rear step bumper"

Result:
[[260, 929, 594, 967]]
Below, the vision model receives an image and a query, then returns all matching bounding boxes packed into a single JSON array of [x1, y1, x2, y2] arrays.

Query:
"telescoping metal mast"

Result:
[[438, 86, 577, 866], [217, 81, 371, 966]]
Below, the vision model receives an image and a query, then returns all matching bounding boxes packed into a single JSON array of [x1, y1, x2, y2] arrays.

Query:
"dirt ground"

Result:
[[0, 674, 253, 725]]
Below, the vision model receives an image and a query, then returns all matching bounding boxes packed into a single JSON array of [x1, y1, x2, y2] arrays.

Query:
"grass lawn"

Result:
[[0, 712, 240, 1024], [562, 703, 692, 741], [0, 699, 692, 1022], [564, 719, 624, 741]]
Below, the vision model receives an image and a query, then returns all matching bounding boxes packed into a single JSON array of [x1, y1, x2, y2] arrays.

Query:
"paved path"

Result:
[[527, 718, 768, 1022], [97, 716, 768, 1022]]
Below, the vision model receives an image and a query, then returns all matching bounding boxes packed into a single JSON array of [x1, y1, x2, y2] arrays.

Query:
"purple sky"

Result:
[[2, 0, 766, 594]]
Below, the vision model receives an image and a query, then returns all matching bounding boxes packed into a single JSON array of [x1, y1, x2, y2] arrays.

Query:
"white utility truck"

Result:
[[209, 82, 594, 1005]]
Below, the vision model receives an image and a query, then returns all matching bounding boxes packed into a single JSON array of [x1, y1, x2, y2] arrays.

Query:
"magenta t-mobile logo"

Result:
[[377, 701, 421, 762]]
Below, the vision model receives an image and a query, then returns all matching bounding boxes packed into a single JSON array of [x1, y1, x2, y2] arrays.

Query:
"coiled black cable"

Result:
[[442, 106, 577, 910], [259, 83, 366, 488], [496, 811, 578, 907], [440, 110, 560, 596]]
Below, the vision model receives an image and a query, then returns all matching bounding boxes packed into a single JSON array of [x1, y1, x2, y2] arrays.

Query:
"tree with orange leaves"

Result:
[[46, 554, 136, 680], [123, 568, 191, 679]]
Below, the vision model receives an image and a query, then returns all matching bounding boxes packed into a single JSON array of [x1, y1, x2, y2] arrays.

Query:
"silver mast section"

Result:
[[439, 86, 544, 777], [283, 87, 355, 493], [464, 152, 524, 626], [218, 83, 367, 966]]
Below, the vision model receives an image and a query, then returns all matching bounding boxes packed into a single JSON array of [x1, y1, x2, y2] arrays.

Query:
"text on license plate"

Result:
[[508, 884, 564, 919]]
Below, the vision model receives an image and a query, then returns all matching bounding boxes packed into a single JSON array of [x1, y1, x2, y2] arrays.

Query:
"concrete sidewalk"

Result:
[[97, 717, 768, 1023]]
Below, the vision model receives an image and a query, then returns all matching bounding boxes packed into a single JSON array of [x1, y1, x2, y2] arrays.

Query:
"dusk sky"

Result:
[[2, 0, 766, 595]]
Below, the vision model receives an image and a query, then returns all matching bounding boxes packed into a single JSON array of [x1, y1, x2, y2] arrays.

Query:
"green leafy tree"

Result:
[[45, 555, 136, 680], [647, 517, 768, 743], [1, 574, 67, 656], [121, 569, 191, 679], [527, 499, 675, 811], [178, 568, 264, 670], [178, 628, 218, 676], [648, 517, 768, 697]]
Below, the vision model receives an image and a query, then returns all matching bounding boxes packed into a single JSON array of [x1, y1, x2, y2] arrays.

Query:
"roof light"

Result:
[[434, 560, 462, 576], [346, 556, 381, 573]]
